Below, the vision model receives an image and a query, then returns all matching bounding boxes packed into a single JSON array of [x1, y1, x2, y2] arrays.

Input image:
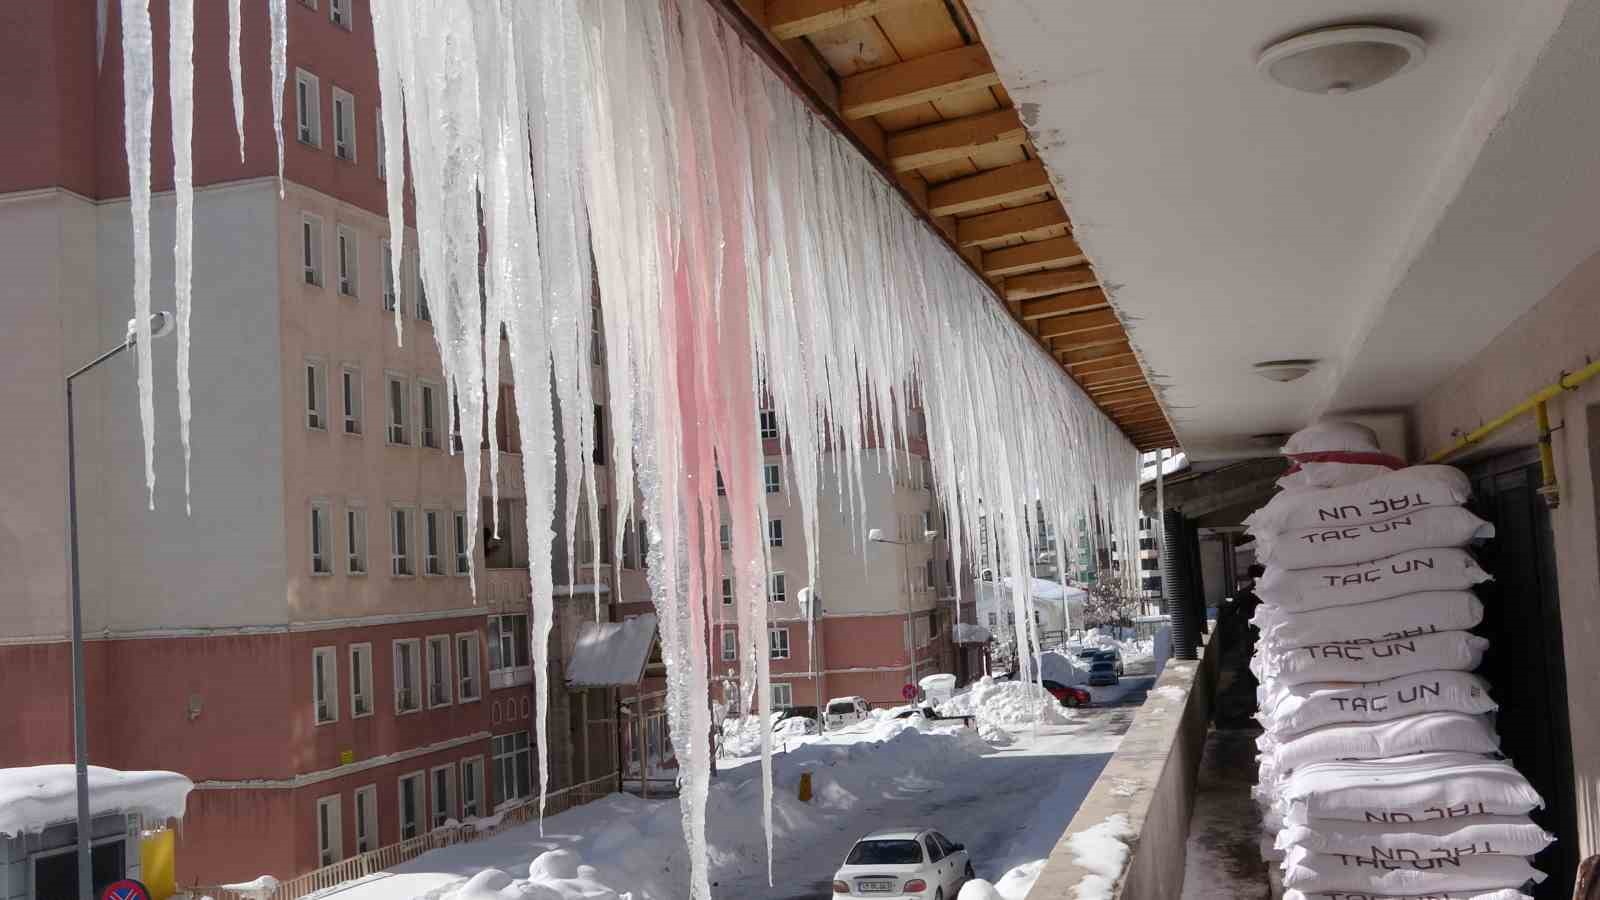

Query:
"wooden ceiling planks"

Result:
[[727, 0, 1174, 450]]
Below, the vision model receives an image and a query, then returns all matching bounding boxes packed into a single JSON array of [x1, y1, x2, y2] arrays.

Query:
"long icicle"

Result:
[[171, 0, 195, 513], [121, 0, 156, 509]]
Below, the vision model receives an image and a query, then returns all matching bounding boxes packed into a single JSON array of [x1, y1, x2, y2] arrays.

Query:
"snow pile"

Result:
[[1064, 814, 1136, 900], [0, 765, 193, 836], [445, 851, 623, 900], [957, 878, 1007, 900], [1037, 649, 1091, 686], [218, 876, 280, 900], [940, 676, 1073, 732]]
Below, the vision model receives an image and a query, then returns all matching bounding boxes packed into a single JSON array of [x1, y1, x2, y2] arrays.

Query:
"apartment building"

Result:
[[0, 1, 616, 889]]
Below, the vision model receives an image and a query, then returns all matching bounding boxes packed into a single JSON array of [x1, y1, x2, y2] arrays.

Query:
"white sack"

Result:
[[1280, 752, 1544, 825], [1261, 591, 1484, 650], [1248, 466, 1471, 534], [1281, 849, 1543, 895], [1258, 631, 1488, 686], [1284, 890, 1529, 900], [1272, 713, 1499, 774], [1258, 547, 1491, 613], [1278, 460, 1401, 492], [1277, 814, 1555, 859], [1264, 670, 1496, 737], [1256, 506, 1494, 571], [1284, 421, 1383, 455]]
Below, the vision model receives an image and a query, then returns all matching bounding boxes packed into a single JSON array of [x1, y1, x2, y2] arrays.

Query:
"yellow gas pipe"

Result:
[[1422, 358, 1600, 508]]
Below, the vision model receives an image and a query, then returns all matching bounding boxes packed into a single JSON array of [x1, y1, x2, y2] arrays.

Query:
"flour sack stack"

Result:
[[1245, 421, 1553, 900]]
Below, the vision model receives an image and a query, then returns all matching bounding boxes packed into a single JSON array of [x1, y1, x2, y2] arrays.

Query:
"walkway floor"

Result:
[[1179, 724, 1270, 900]]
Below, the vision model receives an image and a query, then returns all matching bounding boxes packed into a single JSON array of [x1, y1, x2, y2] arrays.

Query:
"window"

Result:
[[386, 374, 411, 445], [758, 404, 779, 439], [451, 394, 464, 451], [329, 0, 351, 29], [716, 470, 726, 496], [987, 612, 998, 628], [769, 627, 790, 660], [295, 69, 321, 146], [423, 510, 443, 575], [353, 785, 376, 853], [454, 510, 470, 574], [381, 241, 398, 312], [491, 732, 532, 807], [460, 758, 484, 819], [336, 225, 358, 296], [332, 88, 355, 160], [719, 522, 731, 550], [621, 515, 640, 569], [764, 463, 781, 494], [309, 501, 332, 574], [456, 632, 480, 701], [393, 639, 421, 713], [922, 510, 935, 535], [771, 682, 793, 709], [341, 365, 362, 434], [316, 795, 342, 866], [592, 405, 606, 466], [488, 614, 531, 688], [768, 571, 786, 604], [301, 213, 325, 287], [345, 505, 367, 574], [768, 519, 784, 548], [721, 629, 736, 661], [589, 292, 603, 359], [305, 359, 327, 429], [419, 382, 441, 449], [721, 577, 733, 605], [312, 646, 338, 723], [429, 764, 455, 830], [349, 643, 373, 717], [425, 635, 451, 707], [391, 507, 414, 575], [398, 772, 423, 841], [376, 105, 387, 180], [416, 265, 431, 322]]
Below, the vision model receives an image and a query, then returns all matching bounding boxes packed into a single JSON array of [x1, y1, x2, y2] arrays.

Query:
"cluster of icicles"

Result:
[[114, 0, 1143, 894]]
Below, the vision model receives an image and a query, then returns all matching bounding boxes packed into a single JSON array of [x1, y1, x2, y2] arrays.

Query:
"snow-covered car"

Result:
[[1094, 646, 1126, 676], [1087, 659, 1119, 686], [832, 827, 974, 898], [825, 696, 871, 730], [1042, 679, 1091, 708]]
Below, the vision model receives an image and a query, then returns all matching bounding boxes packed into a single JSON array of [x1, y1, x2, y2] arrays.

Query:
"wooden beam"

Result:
[[983, 236, 1085, 278], [1019, 288, 1107, 321], [768, 0, 927, 39], [886, 108, 1029, 172], [927, 159, 1052, 217], [1062, 341, 1132, 365], [1069, 352, 1135, 372], [1094, 386, 1155, 403], [1054, 336, 1130, 357], [1036, 309, 1120, 339], [840, 44, 1000, 119], [1084, 377, 1147, 393], [1004, 267, 1098, 302], [958, 200, 1069, 246]]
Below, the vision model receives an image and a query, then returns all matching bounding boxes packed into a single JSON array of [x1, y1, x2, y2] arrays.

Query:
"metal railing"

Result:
[[188, 771, 620, 900]]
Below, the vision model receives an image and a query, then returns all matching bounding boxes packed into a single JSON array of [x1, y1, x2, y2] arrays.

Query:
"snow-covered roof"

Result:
[[566, 614, 658, 687], [1002, 576, 1088, 602], [952, 623, 993, 644], [0, 765, 193, 837]]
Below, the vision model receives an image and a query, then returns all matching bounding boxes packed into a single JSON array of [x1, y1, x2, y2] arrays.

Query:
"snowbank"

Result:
[[1064, 815, 1136, 900], [939, 676, 1073, 734], [445, 851, 623, 900], [0, 765, 193, 836]]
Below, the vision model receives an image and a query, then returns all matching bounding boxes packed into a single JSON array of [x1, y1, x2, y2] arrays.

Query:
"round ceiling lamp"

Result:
[[1258, 25, 1426, 95], [1253, 359, 1319, 382]]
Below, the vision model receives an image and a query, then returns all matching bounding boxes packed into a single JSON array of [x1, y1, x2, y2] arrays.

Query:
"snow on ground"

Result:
[[0, 765, 193, 836], [318, 706, 1125, 900]]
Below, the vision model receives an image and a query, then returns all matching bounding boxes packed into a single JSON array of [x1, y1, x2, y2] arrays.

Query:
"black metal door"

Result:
[[1468, 448, 1578, 899]]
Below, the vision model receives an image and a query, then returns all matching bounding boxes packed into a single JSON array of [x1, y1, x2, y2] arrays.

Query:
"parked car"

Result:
[[1094, 647, 1126, 676], [833, 827, 974, 898], [825, 696, 872, 730], [1087, 659, 1119, 687], [1042, 679, 1092, 708], [777, 705, 820, 723]]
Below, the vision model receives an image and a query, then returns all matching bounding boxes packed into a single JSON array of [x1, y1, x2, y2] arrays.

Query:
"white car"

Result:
[[825, 696, 871, 730], [832, 827, 973, 898]]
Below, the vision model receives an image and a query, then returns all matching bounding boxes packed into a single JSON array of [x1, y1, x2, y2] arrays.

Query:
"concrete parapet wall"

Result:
[[1028, 633, 1219, 899]]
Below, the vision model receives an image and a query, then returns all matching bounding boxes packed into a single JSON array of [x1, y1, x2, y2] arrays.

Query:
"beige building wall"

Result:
[[1410, 245, 1600, 859]]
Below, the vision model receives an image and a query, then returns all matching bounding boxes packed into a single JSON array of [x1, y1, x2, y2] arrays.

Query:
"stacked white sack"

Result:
[[1244, 423, 1550, 899]]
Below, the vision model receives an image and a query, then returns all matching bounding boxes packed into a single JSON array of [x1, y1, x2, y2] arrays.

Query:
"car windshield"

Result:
[[846, 840, 924, 866], [828, 702, 856, 714]]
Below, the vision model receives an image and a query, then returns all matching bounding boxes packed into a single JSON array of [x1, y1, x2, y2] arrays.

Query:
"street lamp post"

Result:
[[868, 527, 938, 694], [65, 311, 174, 900]]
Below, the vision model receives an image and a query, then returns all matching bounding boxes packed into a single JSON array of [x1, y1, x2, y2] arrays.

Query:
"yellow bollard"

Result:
[[798, 771, 813, 803], [140, 828, 177, 899]]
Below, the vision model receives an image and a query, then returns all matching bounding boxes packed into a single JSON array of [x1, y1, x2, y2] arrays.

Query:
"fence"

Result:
[[188, 770, 621, 900]]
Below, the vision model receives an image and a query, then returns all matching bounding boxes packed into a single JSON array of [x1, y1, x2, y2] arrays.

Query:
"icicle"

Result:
[[228, 0, 244, 162], [171, 0, 195, 513], [269, 0, 286, 198], [121, 0, 156, 509], [369, 0, 407, 347], [97, 0, 108, 72]]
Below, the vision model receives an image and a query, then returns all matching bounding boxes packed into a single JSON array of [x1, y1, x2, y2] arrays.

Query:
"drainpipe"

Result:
[[1162, 509, 1197, 659]]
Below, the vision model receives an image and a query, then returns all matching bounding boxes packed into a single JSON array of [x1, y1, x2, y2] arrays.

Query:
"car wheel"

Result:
[[1063, 694, 1080, 708]]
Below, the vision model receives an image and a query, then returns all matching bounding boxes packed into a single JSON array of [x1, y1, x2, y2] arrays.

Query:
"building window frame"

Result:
[[422, 508, 444, 575], [335, 224, 358, 297], [771, 682, 793, 709], [487, 614, 532, 689], [352, 784, 376, 853], [381, 240, 398, 312], [294, 68, 321, 147], [349, 642, 373, 718], [329, 0, 351, 29], [455, 632, 481, 702], [390, 505, 415, 576], [758, 404, 779, 440], [768, 627, 790, 660], [385, 373, 412, 446], [312, 645, 338, 724], [721, 628, 736, 661], [309, 499, 333, 575], [316, 794, 342, 866], [491, 731, 532, 809], [768, 518, 784, 548], [305, 357, 328, 430], [721, 576, 733, 606], [340, 364, 363, 435], [345, 503, 367, 575], [460, 757, 484, 819], [453, 510, 470, 575], [429, 763, 456, 830], [763, 462, 781, 494], [397, 771, 423, 841], [424, 634, 452, 708], [418, 380, 442, 450], [393, 638, 421, 714], [768, 571, 786, 604]]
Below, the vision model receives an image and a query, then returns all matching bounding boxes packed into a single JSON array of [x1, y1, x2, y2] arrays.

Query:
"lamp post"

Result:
[[868, 527, 938, 693], [66, 311, 174, 900]]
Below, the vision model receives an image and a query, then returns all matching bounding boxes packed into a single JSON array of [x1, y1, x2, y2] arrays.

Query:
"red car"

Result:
[[1044, 680, 1092, 708]]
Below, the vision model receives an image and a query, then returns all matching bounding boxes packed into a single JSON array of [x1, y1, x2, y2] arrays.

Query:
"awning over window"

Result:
[[565, 614, 658, 688]]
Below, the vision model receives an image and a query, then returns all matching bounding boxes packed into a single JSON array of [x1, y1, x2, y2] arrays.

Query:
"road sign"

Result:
[[102, 879, 151, 900], [902, 683, 918, 701]]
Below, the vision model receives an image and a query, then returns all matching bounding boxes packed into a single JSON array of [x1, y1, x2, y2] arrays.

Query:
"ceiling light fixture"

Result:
[[1253, 359, 1319, 382], [1258, 25, 1426, 95]]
